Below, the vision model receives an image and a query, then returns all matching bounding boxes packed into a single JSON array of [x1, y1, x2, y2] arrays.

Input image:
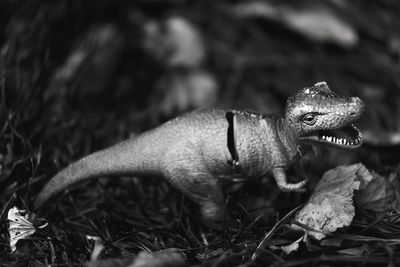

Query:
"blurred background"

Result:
[[1, 0, 400, 160], [1, 0, 400, 157], [1, 0, 400, 265]]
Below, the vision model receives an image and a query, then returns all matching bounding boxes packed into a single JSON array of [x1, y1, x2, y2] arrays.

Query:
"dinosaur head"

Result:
[[284, 82, 364, 148]]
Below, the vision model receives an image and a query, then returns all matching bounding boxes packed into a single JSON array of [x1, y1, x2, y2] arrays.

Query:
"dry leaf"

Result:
[[282, 6, 358, 47], [355, 171, 400, 213], [234, 2, 358, 47], [279, 236, 304, 255], [292, 163, 373, 240], [143, 16, 205, 68]]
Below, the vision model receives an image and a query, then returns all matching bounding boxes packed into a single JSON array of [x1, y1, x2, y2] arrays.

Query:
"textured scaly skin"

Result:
[[34, 82, 364, 221]]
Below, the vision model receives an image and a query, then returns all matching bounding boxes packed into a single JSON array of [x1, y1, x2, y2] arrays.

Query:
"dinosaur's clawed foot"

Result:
[[278, 179, 307, 192]]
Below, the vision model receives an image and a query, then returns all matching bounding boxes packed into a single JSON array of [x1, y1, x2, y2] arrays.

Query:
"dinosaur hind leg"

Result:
[[164, 166, 226, 222]]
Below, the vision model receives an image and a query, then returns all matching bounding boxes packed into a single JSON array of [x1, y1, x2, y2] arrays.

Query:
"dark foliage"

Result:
[[1, 0, 400, 266]]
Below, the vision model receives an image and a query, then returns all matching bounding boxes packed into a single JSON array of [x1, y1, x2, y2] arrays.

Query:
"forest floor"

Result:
[[1, 1, 400, 266]]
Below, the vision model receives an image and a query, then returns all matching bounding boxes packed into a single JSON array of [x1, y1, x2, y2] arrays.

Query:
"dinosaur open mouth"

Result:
[[302, 124, 362, 148]]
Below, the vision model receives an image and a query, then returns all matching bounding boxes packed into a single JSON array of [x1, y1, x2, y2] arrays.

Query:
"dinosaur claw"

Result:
[[279, 179, 308, 192]]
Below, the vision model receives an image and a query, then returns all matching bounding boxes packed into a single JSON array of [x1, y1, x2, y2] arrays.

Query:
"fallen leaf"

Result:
[[282, 6, 358, 48], [280, 236, 304, 255], [143, 16, 205, 68], [355, 171, 400, 213], [234, 1, 358, 47], [292, 163, 373, 240]]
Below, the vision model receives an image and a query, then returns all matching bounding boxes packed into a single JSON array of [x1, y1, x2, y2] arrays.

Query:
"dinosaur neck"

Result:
[[276, 118, 300, 160]]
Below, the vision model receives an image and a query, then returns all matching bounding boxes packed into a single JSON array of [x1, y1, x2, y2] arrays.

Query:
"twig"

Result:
[[242, 205, 302, 266]]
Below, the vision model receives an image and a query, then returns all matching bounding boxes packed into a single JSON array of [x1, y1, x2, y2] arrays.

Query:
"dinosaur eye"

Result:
[[302, 113, 317, 125]]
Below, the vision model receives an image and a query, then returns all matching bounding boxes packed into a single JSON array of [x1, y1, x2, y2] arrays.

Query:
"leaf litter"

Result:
[[275, 163, 400, 256]]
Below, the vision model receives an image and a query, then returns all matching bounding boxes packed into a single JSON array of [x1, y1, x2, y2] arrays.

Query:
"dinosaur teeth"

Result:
[[320, 135, 359, 146], [316, 124, 362, 147]]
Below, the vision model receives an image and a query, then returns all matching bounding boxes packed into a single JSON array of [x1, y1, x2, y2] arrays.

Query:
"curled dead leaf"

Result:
[[280, 236, 304, 255], [355, 171, 400, 213], [292, 163, 373, 240]]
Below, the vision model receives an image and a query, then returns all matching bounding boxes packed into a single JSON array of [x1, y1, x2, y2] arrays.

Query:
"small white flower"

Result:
[[86, 235, 104, 261], [7, 206, 48, 252]]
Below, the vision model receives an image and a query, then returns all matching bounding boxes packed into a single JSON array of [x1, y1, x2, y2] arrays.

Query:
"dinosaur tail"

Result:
[[34, 137, 161, 211]]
